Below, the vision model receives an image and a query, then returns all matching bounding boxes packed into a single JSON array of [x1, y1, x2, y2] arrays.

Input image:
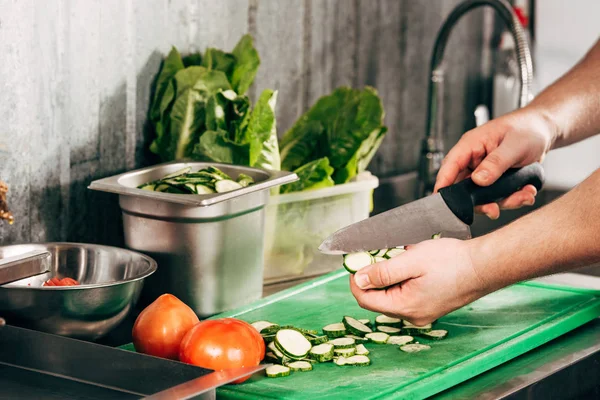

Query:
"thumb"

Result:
[[354, 255, 418, 289], [472, 137, 525, 186]]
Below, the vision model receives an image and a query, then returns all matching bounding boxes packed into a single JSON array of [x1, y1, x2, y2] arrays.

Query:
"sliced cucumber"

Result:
[[261, 334, 276, 343], [162, 167, 192, 179], [287, 360, 313, 372], [334, 347, 357, 357], [266, 365, 291, 378], [294, 327, 319, 335], [194, 184, 215, 194], [375, 315, 403, 327], [400, 343, 431, 353], [215, 179, 243, 193], [268, 341, 285, 359], [355, 344, 370, 356], [236, 173, 254, 187], [265, 352, 279, 363], [139, 184, 156, 191], [342, 316, 372, 336], [328, 337, 356, 349], [376, 325, 401, 334], [344, 355, 371, 366], [275, 329, 312, 359], [421, 329, 448, 340], [432, 232, 441, 239], [387, 335, 414, 346], [251, 320, 278, 334], [205, 166, 231, 180], [345, 334, 368, 344], [323, 322, 346, 338], [365, 332, 389, 344], [307, 334, 329, 345], [369, 249, 388, 257], [309, 343, 335, 362], [374, 256, 387, 263], [384, 248, 406, 258], [402, 322, 432, 335], [343, 252, 374, 274], [334, 357, 347, 366], [358, 319, 372, 327]]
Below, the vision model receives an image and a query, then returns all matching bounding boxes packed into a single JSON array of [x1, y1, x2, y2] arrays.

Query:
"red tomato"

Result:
[[43, 277, 80, 287], [179, 318, 265, 384], [132, 294, 199, 360]]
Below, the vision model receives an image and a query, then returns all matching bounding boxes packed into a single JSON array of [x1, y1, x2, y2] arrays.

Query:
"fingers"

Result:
[[471, 135, 526, 186], [349, 277, 400, 316], [353, 254, 419, 290], [475, 203, 500, 220], [497, 185, 537, 208], [434, 140, 476, 192], [474, 184, 538, 219]]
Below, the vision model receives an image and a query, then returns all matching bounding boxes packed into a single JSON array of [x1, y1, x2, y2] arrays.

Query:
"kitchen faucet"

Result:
[[417, 0, 534, 198]]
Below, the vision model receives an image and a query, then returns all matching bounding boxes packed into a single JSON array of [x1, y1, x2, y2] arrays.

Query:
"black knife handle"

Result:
[[439, 162, 545, 225]]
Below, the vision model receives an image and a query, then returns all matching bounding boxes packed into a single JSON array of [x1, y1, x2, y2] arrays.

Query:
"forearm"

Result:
[[525, 38, 600, 148], [469, 168, 600, 292]]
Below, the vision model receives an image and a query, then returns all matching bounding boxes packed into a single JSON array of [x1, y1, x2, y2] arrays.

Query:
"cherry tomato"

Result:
[[132, 294, 199, 360], [179, 318, 265, 384]]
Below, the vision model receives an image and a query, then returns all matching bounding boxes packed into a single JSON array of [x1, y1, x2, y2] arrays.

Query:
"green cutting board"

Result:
[[215, 270, 600, 400]]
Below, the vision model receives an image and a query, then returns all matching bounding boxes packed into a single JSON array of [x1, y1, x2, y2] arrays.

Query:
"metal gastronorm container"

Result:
[[89, 161, 296, 317]]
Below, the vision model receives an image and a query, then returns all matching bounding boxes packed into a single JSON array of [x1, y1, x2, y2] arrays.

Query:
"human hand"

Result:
[[434, 110, 556, 219], [349, 238, 491, 325]]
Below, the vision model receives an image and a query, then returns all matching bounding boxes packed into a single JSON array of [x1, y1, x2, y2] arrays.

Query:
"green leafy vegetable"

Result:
[[230, 34, 261, 95], [149, 35, 273, 168], [280, 87, 387, 190], [149, 47, 185, 125], [281, 158, 334, 194]]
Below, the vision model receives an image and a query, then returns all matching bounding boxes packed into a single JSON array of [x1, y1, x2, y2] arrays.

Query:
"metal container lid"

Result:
[[88, 161, 298, 218]]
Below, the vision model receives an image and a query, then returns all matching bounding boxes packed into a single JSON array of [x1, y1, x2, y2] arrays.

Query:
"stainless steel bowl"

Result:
[[0, 243, 157, 340]]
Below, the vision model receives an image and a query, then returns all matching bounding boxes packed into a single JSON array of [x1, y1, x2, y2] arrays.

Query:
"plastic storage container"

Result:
[[263, 172, 379, 284]]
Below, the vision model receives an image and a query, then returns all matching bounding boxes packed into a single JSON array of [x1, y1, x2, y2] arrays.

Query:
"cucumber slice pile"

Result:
[[253, 314, 449, 378], [137, 165, 253, 194]]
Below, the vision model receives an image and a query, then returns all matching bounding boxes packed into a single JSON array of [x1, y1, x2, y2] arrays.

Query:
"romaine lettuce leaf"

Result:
[[280, 157, 334, 194], [230, 34, 260, 95], [280, 86, 386, 188], [155, 67, 232, 161]]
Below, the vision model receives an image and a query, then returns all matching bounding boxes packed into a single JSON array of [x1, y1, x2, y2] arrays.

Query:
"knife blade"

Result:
[[319, 163, 544, 254], [143, 364, 270, 400]]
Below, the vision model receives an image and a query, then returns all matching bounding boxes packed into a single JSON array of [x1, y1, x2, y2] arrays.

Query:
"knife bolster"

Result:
[[439, 183, 474, 225]]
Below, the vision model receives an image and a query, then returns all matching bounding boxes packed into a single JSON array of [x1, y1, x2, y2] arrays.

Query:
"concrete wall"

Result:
[[0, 0, 492, 246]]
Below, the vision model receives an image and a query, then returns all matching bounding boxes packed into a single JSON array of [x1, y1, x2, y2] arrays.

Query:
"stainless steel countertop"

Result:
[[264, 272, 600, 399]]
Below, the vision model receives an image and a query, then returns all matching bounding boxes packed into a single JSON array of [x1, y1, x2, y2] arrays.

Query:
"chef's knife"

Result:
[[319, 163, 544, 254]]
